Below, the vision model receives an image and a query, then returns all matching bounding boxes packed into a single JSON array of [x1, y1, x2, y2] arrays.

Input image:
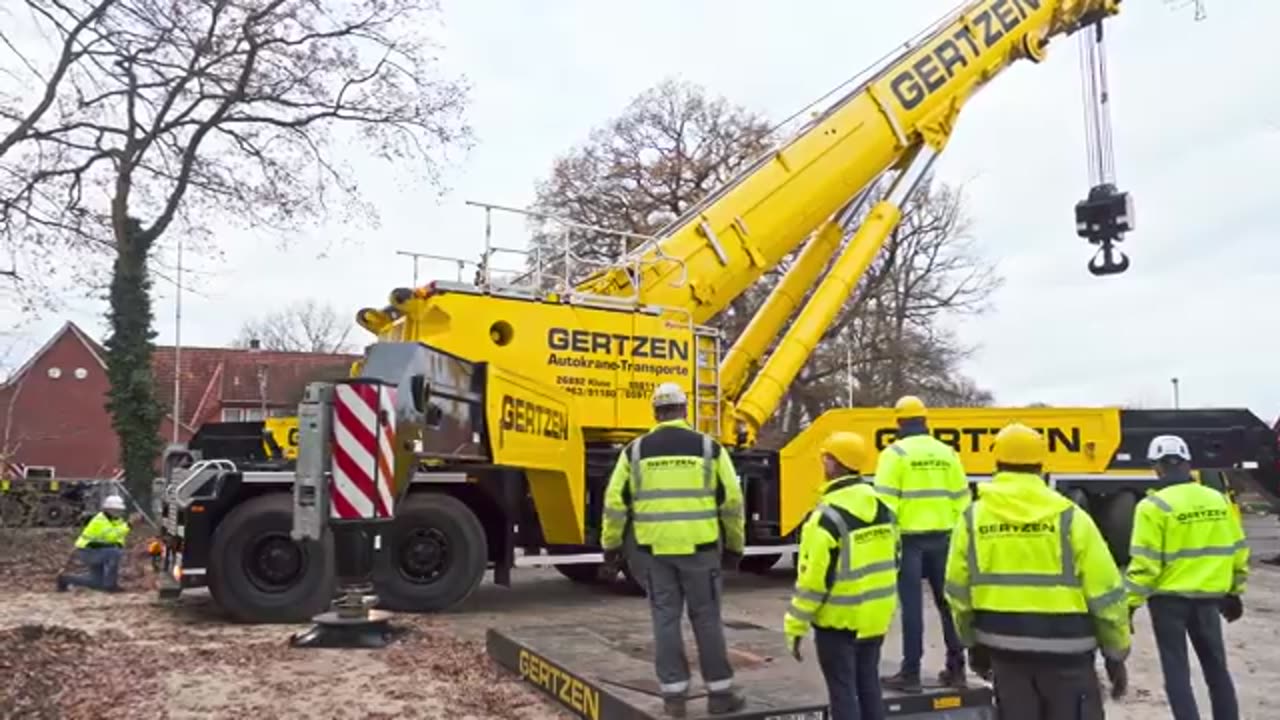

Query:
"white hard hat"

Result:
[[1147, 434, 1191, 463], [651, 382, 687, 407], [102, 495, 126, 511]]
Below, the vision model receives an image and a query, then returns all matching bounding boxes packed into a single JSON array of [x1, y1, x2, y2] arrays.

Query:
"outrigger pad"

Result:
[[486, 621, 996, 719], [289, 609, 399, 649]]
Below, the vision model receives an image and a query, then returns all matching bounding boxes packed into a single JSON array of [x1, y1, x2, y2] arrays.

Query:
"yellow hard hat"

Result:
[[821, 431, 869, 472], [894, 395, 928, 420], [993, 423, 1046, 466]]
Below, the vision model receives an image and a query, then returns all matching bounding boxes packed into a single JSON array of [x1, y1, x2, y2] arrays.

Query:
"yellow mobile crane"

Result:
[[153, 0, 1275, 626]]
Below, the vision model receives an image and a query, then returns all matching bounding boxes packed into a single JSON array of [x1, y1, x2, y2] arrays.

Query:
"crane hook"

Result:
[[1088, 241, 1130, 276]]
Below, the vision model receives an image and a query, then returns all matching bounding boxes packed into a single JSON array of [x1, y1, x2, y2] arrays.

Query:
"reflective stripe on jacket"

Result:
[[75, 512, 130, 549], [785, 477, 899, 639], [1125, 481, 1249, 607], [600, 420, 745, 556], [944, 472, 1130, 661], [874, 434, 970, 534]]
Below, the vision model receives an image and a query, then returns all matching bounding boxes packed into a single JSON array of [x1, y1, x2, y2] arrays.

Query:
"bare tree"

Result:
[[0, 0, 471, 500], [234, 299, 356, 354], [527, 80, 1002, 445], [525, 78, 773, 287], [0, 0, 471, 284]]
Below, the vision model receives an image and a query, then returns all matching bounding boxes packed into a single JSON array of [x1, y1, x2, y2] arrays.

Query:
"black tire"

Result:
[[208, 492, 335, 624], [1064, 487, 1090, 514], [372, 492, 487, 612], [738, 553, 782, 575], [1099, 491, 1137, 566]]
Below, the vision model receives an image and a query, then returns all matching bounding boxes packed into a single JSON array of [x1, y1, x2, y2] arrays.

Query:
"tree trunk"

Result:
[[103, 216, 162, 508]]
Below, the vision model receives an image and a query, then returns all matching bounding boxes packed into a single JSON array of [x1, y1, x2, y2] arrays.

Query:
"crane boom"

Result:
[[573, 0, 1122, 330]]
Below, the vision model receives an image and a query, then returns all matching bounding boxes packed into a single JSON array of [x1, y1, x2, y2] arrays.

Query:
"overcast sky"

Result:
[[2, 0, 1276, 424]]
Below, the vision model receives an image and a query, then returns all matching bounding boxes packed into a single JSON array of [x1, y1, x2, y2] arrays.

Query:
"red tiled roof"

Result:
[[151, 346, 359, 427], [5, 321, 360, 431]]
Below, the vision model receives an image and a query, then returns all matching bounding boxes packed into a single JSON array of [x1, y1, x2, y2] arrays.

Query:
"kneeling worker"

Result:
[[57, 494, 130, 593], [944, 423, 1130, 719], [785, 431, 898, 720]]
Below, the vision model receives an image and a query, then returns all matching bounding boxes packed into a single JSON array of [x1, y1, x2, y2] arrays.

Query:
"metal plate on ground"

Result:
[[486, 621, 996, 720]]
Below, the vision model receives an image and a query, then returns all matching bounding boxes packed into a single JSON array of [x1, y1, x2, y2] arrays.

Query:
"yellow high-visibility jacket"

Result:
[[75, 512, 130, 549], [944, 472, 1130, 661], [1126, 481, 1249, 607], [785, 476, 899, 639], [601, 420, 745, 556], [874, 433, 970, 534]]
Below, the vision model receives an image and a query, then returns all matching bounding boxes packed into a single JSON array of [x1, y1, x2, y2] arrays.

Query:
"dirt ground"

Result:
[[3, 517, 1280, 719]]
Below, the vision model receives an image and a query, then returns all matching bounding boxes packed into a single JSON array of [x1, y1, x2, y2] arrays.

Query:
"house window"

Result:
[[243, 408, 267, 422], [24, 466, 55, 479], [221, 408, 244, 422]]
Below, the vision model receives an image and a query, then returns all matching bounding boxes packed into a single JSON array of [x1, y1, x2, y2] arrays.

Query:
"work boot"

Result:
[[881, 671, 923, 693], [661, 695, 687, 718], [707, 688, 746, 715], [938, 665, 968, 689], [55, 574, 68, 593]]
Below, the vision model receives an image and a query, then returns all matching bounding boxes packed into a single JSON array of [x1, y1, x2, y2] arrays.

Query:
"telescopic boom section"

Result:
[[573, 0, 1122, 328]]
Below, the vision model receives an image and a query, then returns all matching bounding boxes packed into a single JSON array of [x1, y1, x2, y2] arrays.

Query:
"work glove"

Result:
[[967, 646, 992, 681], [785, 634, 803, 662], [1104, 658, 1128, 700], [1220, 595, 1243, 623], [721, 550, 742, 571], [602, 547, 623, 566]]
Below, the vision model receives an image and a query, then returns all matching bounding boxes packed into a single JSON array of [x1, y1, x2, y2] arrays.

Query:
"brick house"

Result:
[[0, 321, 359, 480]]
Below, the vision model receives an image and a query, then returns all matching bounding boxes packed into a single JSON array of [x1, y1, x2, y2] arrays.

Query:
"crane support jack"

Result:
[[289, 380, 402, 649]]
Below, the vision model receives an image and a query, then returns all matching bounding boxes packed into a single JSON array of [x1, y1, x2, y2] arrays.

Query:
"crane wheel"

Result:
[[1064, 487, 1091, 515], [737, 553, 782, 574], [372, 492, 488, 612], [1098, 491, 1137, 567], [208, 492, 335, 623]]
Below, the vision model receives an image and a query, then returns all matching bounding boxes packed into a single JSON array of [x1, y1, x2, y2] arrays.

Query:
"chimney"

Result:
[[249, 338, 261, 351]]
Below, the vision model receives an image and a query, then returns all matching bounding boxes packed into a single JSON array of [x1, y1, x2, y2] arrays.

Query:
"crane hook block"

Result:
[[1075, 183, 1134, 276]]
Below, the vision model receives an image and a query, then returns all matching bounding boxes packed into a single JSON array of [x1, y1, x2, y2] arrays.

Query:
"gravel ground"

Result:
[[4, 517, 1280, 718]]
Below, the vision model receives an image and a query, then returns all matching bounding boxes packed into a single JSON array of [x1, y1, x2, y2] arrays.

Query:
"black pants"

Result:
[[897, 533, 965, 675], [991, 655, 1104, 720], [813, 627, 884, 720], [1149, 595, 1239, 720]]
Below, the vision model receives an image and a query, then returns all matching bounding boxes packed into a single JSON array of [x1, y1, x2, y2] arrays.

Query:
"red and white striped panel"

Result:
[[329, 381, 398, 521]]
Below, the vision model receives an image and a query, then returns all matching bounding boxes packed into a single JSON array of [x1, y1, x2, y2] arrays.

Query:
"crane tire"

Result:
[[1065, 487, 1091, 515], [208, 492, 335, 624], [373, 492, 487, 612], [1099, 491, 1137, 567]]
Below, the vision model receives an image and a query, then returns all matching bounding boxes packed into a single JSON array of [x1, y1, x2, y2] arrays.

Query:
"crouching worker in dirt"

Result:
[[56, 494, 130, 593]]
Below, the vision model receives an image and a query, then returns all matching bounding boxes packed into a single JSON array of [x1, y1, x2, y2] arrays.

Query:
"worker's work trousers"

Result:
[[63, 547, 123, 591], [636, 548, 734, 698], [897, 532, 964, 675], [1149, 595, 1239, 720], [813, 628, 884, 720], [990, 654, 1104, 720]]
